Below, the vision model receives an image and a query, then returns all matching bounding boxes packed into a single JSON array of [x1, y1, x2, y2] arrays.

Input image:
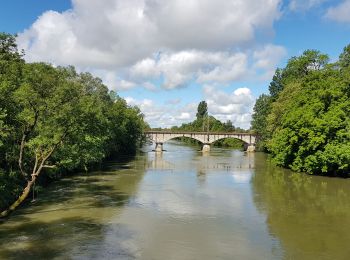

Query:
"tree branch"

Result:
[[32, 151, 39, 175], [18, 133, 28, 180], [42, 165, 56, 169]]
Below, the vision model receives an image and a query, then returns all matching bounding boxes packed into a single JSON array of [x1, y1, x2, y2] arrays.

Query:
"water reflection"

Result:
[[252, 153, 350, 259], [147, 152, 175, 171], [0, 158, 147, 259], [3, 141, 349, 259], [130, 143, 282, 259]]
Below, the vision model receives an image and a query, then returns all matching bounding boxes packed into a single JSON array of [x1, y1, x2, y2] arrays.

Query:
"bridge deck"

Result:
[[145, 131, 255, 136]]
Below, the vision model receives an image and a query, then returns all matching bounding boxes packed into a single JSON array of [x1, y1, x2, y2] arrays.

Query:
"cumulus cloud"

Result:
[[18, 0, 281, 67], [253, 44, 287, 80], [325, 0, 350, 23], [125, 97, 197, 128], [16, 0, 285, 90], [16, 0, 285, 127], [204, 85, 255, 129], [125, 86, 255, 129], [130, 50, 253, 89]]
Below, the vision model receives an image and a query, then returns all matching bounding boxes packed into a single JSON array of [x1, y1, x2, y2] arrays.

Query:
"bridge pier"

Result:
[[155, 142, 163, 152], [246, 144, 256, 152], [146, 131, 257, 153], [202, 144, 210, 152]]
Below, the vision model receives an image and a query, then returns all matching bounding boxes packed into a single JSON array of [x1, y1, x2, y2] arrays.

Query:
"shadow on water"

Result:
[[0, 156, 148, 259], [0, 216, 100, 259], [11, 176, 130, 216], [0, 216, 137, 259], [251, 152, 350, 259]]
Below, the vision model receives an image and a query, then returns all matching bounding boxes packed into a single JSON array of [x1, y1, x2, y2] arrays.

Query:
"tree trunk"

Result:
[[0, 177, 35, 218], [0, 137, 62, 218]]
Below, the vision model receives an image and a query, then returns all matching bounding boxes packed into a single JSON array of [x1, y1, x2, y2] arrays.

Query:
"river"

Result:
[[1, 140, 350, 259]]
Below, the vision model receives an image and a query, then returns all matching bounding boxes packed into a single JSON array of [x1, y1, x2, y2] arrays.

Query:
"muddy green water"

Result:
[[1, 141, 350, 259]]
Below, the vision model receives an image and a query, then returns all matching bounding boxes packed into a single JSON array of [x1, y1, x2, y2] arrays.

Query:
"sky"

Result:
[[1, 0, 350, 129]]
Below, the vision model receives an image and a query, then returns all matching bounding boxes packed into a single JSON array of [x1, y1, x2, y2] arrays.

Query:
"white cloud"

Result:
[[196, 53, 248, 83], [125, 97, 197, 128], [125, 86, 255, 129], [176, 112, 191, 120], [130, 58, 160, 79], [16, 0, 286, 91], [204, 85, 255, 129], [15, 0, 285, 127], [130, 50, 249, 89], [92, 70, 137, 90], [253, 44, 287, 80], [325, 0, 350, 23], [288, 0, 327, 11], [128, 47, 285, 89], [17, 0, 281, 69]]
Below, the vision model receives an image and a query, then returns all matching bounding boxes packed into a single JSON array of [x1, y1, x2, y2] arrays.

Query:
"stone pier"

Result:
[[155, 142, 163, 152], [202, 144, 211, 152], [246, 144, 256, 152], [146, 131, 258, 153]]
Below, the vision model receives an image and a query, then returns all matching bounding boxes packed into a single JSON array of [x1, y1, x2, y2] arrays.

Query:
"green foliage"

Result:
[[170, 101, 247, 148], [267, 69, 350, 175], [268, 69, 284, 101], [282, 50, 329, 82], [173, 115, 236, 133], [196, 101, 208, 119], [0, 33, 147, 211], [251, 94, 272, 150], [252, 44, 350, 176], [213, 138, 244, 148], [339, 44, 350, 69]]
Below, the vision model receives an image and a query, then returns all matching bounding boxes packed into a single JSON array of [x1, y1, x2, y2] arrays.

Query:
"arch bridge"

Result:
[[145, 131, 257, 152]]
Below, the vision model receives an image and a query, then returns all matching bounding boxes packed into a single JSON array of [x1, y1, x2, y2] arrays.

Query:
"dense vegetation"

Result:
[[0, 33, 147, 216], [251, 46, 350, 176], [170, 101, 247, 148]]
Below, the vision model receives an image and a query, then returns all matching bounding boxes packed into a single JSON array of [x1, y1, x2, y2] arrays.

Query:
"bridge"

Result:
[[145, 131, 257, 152]]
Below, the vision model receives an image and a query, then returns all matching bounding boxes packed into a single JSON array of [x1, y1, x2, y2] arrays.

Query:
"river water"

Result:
[[1, 140, 350, 259]]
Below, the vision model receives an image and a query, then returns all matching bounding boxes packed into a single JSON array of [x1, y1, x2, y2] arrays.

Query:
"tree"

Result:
[[251, 94, 272, 150], [0, 34, 148, 217], [268, 68, 284, 101], [196, 101, 208, 119], [1, 63, 85, 216], [0, 33, 23, 62], [266, 65, 350, 175], [338, 44, 350, 69], [282, 50, 329, 82], [0, 60, 147, 217], [250, 44, 350, 176]]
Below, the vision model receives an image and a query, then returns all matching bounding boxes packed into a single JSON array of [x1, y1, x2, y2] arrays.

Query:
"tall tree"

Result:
[[283, 50, 329, 82], [196, 101, 208, 119], [251, 94, 272, 150], [268, 68, 284, 101], [338, 44, 350, 69]]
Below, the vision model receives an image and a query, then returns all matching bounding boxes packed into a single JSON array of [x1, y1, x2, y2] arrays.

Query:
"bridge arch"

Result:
[[145, 131, 257, 152], [148, 133, 206, 144]]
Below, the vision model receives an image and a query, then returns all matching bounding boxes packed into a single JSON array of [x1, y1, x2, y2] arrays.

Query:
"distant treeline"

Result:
[[251, 45, 350, 176], [0, 33, 147, 216], [153, 101, 248, 148]]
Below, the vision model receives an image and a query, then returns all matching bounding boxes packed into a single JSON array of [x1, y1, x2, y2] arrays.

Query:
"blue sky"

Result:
[[1, 0, 349, 128]]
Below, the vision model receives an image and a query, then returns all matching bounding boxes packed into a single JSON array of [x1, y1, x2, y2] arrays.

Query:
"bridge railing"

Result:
[[144, 130, 256, 136]]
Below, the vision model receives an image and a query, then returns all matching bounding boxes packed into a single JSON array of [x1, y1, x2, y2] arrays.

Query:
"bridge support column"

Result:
[[246, 144, 256, 152], [202, 144, 210, 152], [155, 142, 163, 152]]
